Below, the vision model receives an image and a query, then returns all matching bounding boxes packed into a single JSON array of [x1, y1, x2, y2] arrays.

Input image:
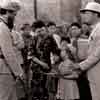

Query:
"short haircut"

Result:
[[61, 36, 71, 44], [47, 21, 56, 27], [20, 23, 30, 31], [70, 22, 81, 28], [31, 20, 45, 31]]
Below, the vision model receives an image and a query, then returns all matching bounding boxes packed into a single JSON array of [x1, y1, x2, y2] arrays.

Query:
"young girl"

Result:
[[57, 37, 80, 100]]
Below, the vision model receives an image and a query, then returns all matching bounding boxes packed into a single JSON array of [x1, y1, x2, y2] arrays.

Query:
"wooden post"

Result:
[[34, 0, 37, 19]]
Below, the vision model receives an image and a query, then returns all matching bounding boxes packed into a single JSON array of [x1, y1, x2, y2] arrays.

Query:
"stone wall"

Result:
[[37, 0, 61, 24], [37, 0, 81, 25], [15, 0, 35, 30], [60, 0, 81, 24]]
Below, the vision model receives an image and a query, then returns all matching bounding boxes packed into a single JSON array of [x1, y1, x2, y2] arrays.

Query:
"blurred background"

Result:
[[0, 0, 98, 30]]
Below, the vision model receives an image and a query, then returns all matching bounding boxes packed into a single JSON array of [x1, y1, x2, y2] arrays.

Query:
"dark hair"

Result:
[[64, 46, 75, 61], [20, 23, 30, 31], [47, 21, 56, 27], [31, 20, 45, 31], [82, 22, 90, 26], [61, 36, 71, 43], [70, 22, 81, 28]]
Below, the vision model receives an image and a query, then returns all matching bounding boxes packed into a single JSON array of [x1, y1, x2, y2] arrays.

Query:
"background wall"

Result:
[[37, 0, 61, 24], [60, 0, 81, 24], [15, 0, 35, 30], [0, 0, 95, 30], [37, 0, 81, 25]]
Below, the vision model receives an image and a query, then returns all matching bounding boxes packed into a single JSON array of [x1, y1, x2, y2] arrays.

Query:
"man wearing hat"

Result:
[[0, 1, 24, 100], [73, 2, 100, 100]]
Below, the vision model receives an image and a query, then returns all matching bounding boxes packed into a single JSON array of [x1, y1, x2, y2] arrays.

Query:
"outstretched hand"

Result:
[[63, 64, 82, 79]]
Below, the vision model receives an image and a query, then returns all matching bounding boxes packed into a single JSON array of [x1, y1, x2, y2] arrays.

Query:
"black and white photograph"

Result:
[[0, 0, 100, 100]]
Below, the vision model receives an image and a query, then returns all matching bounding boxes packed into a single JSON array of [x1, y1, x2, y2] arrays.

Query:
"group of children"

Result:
[[19, 20, 90, 100]]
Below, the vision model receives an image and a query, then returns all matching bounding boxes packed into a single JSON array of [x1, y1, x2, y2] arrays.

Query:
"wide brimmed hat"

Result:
[[80, 2, 100, 14], [0, 1, 21, 11]]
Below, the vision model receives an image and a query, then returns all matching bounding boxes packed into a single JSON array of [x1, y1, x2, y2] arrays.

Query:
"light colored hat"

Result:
[[80, 2, 100, 14], [0, 1, 21, 11]]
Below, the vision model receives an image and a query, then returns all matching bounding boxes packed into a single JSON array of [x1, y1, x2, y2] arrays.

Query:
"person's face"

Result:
[[35, 27, 47, 36], [24, 26, 31, 35], [70, 26, 81, 38], [48, 25, 57, 35], [60, 49, 66, 59], [81, 11, 97, 25], [82, 23, 90, 34]]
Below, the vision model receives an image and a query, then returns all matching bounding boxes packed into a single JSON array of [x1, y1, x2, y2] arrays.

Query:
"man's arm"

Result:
[[32, 56, 49, 70], [79, 40, 100, 71], [28, 36, 49, 70]]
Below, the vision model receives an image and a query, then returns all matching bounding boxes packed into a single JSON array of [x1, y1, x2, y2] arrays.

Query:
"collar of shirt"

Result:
[[0, 16, 8, 25]]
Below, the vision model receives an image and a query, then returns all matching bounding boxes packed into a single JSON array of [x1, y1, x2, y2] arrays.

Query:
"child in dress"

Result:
[[57, 37, 80, 100]]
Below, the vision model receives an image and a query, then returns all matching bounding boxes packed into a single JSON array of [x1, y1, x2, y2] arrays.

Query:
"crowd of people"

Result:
[[1, 1, 100, 100]]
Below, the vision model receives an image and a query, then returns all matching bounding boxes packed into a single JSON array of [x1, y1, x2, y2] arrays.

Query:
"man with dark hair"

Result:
[[46, 21, 61, 100], [70, 22, 81, 29], [47, 21, 56, 27], [29, 20, 60, 100], [47, 21, 61, 49], [32, 20, 46, 30]]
